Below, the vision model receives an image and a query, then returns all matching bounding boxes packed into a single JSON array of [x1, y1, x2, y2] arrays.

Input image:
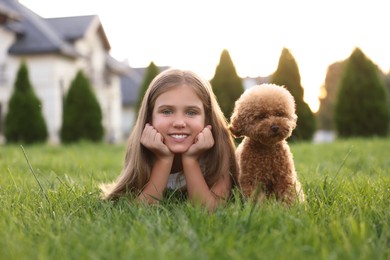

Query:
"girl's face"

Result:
[[152, 85, 206, 154]]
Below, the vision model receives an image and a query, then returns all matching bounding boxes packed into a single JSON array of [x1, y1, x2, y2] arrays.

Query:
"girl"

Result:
[[100, 68, 237, 210]]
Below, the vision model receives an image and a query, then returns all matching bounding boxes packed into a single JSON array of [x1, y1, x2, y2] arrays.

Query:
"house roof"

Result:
[[46, 15, 111, 50], [3, 0, 79, 57]]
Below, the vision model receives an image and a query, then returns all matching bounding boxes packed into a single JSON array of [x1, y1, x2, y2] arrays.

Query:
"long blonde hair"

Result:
[[100, 68, 237, 200]]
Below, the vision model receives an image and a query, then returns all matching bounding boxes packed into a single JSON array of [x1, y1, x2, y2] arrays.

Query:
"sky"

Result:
[[19, 0, 390, 112]]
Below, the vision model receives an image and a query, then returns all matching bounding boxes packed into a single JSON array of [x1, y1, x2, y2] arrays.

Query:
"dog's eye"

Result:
[[257, 114, 266, 120], [276, 112, 284, 117]]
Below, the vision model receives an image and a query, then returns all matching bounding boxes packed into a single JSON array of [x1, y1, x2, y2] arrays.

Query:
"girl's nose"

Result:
[[173, 119, 186, 128]]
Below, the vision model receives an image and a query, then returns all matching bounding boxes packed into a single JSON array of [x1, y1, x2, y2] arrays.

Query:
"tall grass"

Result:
[[0, 139, 389, 259]]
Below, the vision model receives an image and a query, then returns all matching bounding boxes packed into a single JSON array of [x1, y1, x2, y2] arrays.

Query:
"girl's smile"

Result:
[[169, 134, 188, 141]]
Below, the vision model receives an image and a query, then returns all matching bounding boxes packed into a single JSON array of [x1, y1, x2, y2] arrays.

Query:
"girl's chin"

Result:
[[166, 144, 192, 154]]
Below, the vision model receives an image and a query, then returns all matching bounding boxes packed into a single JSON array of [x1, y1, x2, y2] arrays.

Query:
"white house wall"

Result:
[[0, 27, 15, 142], [0, 27, 15, 110], [0, 26, 14, 74], [93, 72, 123, 143]]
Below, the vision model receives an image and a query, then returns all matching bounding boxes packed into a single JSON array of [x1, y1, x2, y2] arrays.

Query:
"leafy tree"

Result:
[[4, 62, 48, 143], [271, 48, 316, 141], [60, 70, 103, 143], [135, 62, 160, 115], [317, 62, 344, 130], [334, 48, 390, 137], [210, 49, 244, 119]]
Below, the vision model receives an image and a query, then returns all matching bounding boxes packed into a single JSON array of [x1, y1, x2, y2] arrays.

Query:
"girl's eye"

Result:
[[187, 110, 198, 116], [161, 109, 172, 115]]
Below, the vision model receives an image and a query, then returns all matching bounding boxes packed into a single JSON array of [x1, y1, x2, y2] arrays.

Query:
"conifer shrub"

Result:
[[211, 49, 244, 120], [271, 48, 316, 141], [4, 62, 48, 143], [335, 48, 390, 137], [60, 70, 103, 143]]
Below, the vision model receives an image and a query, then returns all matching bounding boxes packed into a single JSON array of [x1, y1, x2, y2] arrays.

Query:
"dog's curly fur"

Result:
[[229, 84, 305, 205]]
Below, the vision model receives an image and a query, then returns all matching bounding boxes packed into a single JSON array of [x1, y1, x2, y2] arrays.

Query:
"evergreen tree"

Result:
[[4, 62, 48, 143], [271, 48, 316, 141], [135, 62, 160, 116], [210, 49, 244, 119], [60, 70, 103, 143], [334, 48, 390, 137]]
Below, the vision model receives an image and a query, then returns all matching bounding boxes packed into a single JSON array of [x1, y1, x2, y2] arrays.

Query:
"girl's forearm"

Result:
[[182, 157, 224, 211], [138, 158, 172, 204]]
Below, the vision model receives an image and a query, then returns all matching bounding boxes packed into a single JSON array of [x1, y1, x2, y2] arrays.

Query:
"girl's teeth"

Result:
[[171, 135, 186, 139]]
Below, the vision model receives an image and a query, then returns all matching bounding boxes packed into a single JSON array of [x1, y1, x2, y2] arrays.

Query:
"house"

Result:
[[0, 0, 131, 144]]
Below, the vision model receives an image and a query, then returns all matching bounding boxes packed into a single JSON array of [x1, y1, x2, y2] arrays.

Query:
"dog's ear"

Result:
[[291, 114, 298, 130], [229, 110, 244, 137]]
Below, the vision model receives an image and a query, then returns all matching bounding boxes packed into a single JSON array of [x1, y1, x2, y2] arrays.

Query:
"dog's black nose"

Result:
[[271, 125, 279, 133]]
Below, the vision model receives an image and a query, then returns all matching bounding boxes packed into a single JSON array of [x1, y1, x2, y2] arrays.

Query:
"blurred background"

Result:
[[1, 0, 389, 144]]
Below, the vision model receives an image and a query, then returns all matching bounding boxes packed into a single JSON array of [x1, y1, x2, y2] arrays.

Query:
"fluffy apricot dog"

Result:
[[229, 84, 305, 205]]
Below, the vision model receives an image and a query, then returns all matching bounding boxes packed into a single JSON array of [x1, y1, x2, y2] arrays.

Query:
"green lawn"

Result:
[[0, 139, 389, 259]]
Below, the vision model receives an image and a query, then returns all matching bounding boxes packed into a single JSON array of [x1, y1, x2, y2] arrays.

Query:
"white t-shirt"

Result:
[[167, 172, 186, 190], [167, 162, 206, 190]]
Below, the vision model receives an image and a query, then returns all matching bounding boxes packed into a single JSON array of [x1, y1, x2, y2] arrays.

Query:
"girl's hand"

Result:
[[184, 125, 214, 159], [141, 124, 173, 159]]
